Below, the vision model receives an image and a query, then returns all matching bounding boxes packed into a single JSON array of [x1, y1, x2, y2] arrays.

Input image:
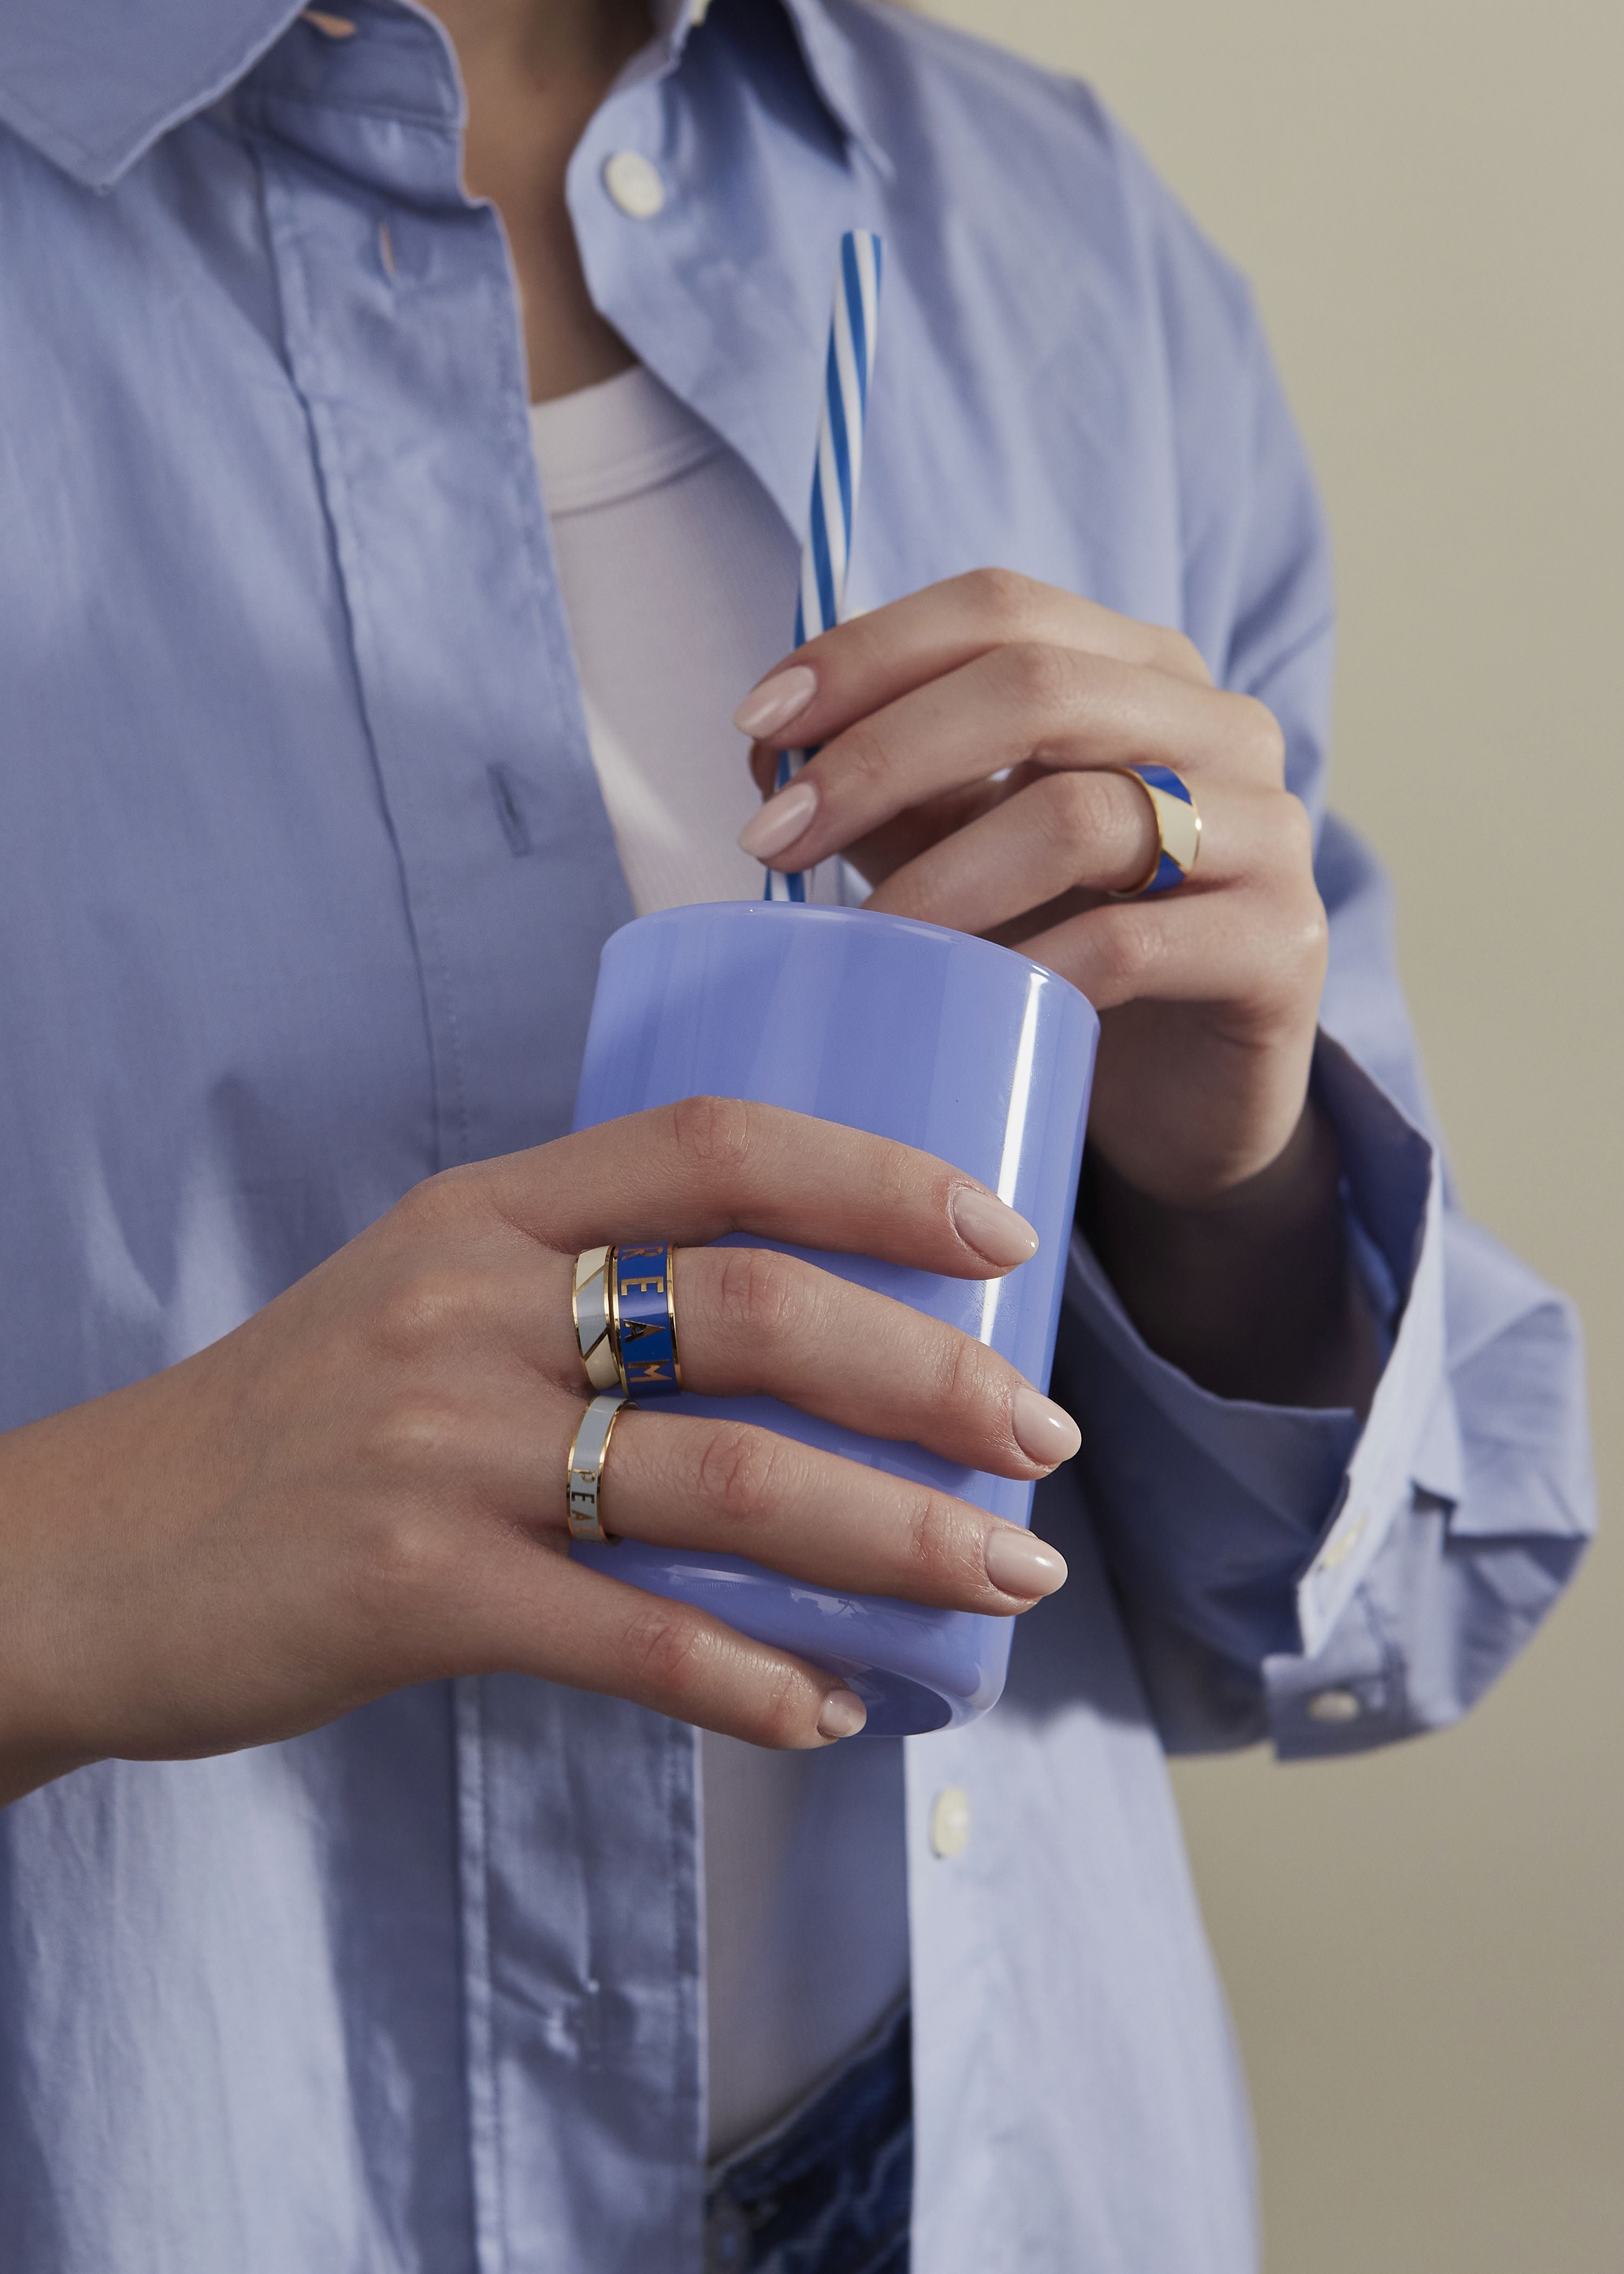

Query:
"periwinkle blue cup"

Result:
[[570, 901, 1097, 1735]]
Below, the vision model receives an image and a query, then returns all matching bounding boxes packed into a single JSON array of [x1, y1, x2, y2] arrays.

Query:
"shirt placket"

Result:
[[234, 11, 702, 2270]]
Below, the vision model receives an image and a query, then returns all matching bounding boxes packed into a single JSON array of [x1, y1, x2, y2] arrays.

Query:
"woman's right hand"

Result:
[[0, 1099, 1076, 1803]]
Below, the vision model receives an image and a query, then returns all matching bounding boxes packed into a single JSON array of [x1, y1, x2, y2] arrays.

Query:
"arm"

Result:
[[730, 225, 1592, 1757], [1058, 807, 1594, 1755], [0, 1106, 1075, 1803]]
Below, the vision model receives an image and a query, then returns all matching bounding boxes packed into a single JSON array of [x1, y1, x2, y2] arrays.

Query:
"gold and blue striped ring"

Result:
[[609, 1241, 684, 1398], [1107, 763, 1202, 898]]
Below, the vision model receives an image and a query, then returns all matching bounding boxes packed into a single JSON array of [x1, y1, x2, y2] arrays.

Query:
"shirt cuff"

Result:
[[1061, 1034, 1457, 1670]]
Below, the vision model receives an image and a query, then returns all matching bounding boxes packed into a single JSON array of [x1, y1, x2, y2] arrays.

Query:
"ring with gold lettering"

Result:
[[607, 1241, 683, 1397], [566, 1393, 633, 1545], [1107, 763, 1202, 898]]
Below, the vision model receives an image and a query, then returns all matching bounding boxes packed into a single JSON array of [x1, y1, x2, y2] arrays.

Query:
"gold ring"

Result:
[[1106, 762, 1202, 898], [573, 1245, 623, 1393], [566, 1393, 633, 1545]]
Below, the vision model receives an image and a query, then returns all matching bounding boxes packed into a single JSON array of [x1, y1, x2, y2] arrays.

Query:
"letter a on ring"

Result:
[[567, 1393, 632, 1545], [1108, 763, 1202, 898], [610, 1243, 683, 1396]]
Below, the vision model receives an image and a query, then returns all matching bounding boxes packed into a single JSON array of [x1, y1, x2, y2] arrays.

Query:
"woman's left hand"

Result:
[[735, 567, 1327, 1215]]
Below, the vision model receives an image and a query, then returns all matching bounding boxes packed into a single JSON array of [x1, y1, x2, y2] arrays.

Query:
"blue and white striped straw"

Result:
[[764, 229, 883, 904]]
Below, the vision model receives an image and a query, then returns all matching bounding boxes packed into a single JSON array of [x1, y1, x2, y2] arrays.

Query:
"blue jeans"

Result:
[[703, 2004, 912, 2274]]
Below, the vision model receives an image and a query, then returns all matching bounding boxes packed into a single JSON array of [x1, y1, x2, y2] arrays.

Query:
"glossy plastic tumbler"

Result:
[[569, 901, 1097, 1734]]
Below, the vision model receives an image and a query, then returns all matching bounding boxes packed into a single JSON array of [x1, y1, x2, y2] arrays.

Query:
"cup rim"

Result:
[[606, 897, 1095, 1014]]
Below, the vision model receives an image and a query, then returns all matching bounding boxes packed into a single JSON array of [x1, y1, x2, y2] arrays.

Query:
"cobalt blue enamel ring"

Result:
[[611, 1242, 683, 1396], [574, 1243, 684, 1398], [1108, 763, 1202, 898]]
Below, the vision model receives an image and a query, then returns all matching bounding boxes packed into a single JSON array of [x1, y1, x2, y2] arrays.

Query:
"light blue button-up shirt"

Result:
[[0, 3, 1594, 2268]]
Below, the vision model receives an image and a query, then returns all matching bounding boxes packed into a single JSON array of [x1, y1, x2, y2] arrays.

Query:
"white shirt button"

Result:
[[929, 1786, 972, 1858], [603, 152, 666, 220], [1306, 1687, 1363, 1724]]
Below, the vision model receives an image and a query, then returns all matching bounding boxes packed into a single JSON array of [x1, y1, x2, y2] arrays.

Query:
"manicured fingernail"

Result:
[[735, 666, 818, 740], [817, 1688, 868, 1740], [738, 779, 818, 860], [949, 1186, 1039, 1267], [984, 1524, 1069, 1599], [1012, 1387, 1082, 1468]]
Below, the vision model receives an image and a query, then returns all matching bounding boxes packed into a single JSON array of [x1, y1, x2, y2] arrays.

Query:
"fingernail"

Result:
[[738, 779, 818, 860], [984, 1524, 1069, 1599], [949, 1186, 1039, 1267], [1012, 1387, 1082, 1468], [735, 665, 818, 740], [817, 1688, 868, 1741]]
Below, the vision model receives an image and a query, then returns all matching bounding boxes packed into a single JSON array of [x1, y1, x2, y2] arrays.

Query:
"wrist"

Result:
[[1082, 1105, 1380, 1409]]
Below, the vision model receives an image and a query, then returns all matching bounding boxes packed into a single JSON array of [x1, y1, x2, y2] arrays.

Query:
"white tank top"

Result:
[[529, 364, 909, 2160]]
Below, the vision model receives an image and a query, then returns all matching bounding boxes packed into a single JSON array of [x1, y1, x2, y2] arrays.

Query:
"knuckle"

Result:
[[624, 1602, 714, 1703], [904, 1488, 972, 1594], [930, 1327, 996, 1433], [1156, 626, 1212, 684], [995, 638, 1075, 718], [752, 1661, 815, 1750], [372, 1263, 486, 1361], [827, 716, 892, 796], [389, 1169, 469, 1242], [666, 1094, 755, 1177], [1036, 767, 1114, 850], [711, 1246, 811, 1347], [696, 1421, 784, 1527], [1276, 790, 1316, 870], [1229, 695, 1287, 779], [1092, 910, 1158, 994], [960, 564, 1039, 638], [352, 1499, 457, 1620], [1288, 890, 1331, 978], [363, 1391, 467, 1481]]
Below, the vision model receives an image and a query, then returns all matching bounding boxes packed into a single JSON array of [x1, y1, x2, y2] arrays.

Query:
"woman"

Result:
[[0, 1, 1592, 2268]]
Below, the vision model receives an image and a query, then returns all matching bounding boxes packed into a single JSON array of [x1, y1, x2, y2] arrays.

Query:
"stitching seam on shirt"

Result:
[[454, 1678, 507, 2274], [245, 128, 471, 1171]]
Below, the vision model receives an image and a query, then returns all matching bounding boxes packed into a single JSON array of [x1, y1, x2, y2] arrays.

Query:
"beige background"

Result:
[[920, 2, 1623, 2265]]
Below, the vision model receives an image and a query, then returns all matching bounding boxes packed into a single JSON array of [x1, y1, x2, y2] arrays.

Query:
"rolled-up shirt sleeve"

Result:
[[1050, 236, 1595, 1755], [1058, 884, 1594, 1759]]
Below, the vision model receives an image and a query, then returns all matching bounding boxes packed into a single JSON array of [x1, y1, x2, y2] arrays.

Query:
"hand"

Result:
[[736, 572, 1374, 1407], [0, 1102, 1075, 1803]]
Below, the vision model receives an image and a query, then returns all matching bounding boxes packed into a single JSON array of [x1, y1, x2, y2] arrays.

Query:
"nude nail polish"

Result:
[[1012, 1386, 1082, 1468], [734, 665, 817, 740], [817, 1689, 868, 1740], [983, 1525, 1069, 1599], [949, 1186, 1039, 1267], [738, 779, 818, 860]]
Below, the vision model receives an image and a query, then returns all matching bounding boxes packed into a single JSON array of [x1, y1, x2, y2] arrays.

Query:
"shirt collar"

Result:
[[0, 0, 886, 193]]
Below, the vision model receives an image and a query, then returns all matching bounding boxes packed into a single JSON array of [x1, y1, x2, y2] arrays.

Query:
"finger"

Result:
[[1021, 854, 1328, 1015], [542, 1406, 1071, 1617], [741, 644, 1282, 877], [470, 1537, 873, 1748], [457, 1099, 1040, 1277], [431, 1243, 1078, 1480], [670, 1246, 1079, 1477], [865, 774, 1271, 937], [734, 568, 1213, 755]]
